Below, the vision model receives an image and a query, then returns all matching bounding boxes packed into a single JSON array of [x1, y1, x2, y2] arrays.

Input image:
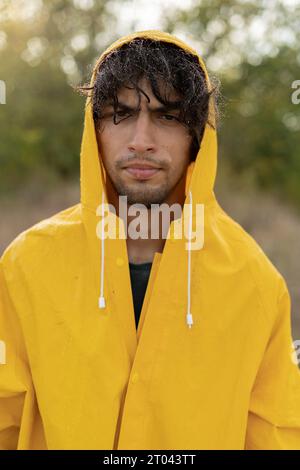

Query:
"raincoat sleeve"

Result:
[[245, 276, 300, 450], [0, 259, 33, 450]]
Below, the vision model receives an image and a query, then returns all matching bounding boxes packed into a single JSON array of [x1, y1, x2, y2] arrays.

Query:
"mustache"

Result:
[[116, 155, 167, 169]]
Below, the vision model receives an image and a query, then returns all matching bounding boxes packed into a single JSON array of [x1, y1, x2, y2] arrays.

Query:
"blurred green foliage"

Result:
[[164, 0, 300, 207], [0, 0, 300, 208], [0, 0, 118, 195], [219, 47, 300, 205]]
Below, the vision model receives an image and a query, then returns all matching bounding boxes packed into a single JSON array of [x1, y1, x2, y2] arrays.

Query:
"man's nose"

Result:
[[127, 112, 156, 154]]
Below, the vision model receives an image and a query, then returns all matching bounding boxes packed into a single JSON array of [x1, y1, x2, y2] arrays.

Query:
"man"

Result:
[[0, 30, 300, 450]]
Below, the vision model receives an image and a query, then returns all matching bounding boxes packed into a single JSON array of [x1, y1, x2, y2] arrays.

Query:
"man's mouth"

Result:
[[123, 163, 162, 180]]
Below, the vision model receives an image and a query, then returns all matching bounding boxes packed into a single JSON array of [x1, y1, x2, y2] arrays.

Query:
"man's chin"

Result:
[[125, 194, 166, 208], [118, 189, 169, 208]]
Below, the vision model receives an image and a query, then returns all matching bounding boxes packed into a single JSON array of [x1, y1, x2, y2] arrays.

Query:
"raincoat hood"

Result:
[[80, 30, 218, 327], [1, 30, 300, 451], [80, 30, 217, 211]]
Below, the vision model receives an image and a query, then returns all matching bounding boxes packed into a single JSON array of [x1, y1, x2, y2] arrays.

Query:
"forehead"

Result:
[[116, 77, 180, 105]]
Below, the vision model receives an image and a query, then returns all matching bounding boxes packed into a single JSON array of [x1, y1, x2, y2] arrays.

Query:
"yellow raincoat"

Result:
[[1, 30, 300, 450]]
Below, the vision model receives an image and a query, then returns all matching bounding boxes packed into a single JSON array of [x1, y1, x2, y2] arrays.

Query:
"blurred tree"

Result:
[[220, 47, 300, 205], [163, 0, 300, 208], [0, 0, 118, 194], [1, 0, 300, 209]]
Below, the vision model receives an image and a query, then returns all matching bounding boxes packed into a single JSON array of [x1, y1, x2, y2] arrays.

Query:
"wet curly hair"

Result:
[[76, 38, 221, 161]]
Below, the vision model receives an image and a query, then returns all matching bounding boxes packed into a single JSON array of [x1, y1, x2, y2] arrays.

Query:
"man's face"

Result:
[[96, 77, 193, 208]]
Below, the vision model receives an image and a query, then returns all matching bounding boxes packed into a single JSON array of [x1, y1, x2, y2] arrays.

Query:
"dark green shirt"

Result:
[[129, 262, 152, 329]]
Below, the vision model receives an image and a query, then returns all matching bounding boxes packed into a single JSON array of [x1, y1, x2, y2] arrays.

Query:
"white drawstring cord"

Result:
[[98, 191, 106, 309], [186, 190, 193, 328], [98, 190, 192, 323]]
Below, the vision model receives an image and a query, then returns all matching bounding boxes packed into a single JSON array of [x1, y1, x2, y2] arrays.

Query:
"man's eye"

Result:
[[115, 110, 131, 118], [161, 114, 178, 121]]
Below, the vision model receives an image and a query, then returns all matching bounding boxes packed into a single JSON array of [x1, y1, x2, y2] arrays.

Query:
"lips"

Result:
[[123, 163, 161, 180]]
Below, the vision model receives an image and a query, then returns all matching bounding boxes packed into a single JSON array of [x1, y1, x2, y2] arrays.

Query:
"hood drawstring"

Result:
[[186, 190, 194, 328], [98, 189, 194, 328], [98, 191, 106, 309]]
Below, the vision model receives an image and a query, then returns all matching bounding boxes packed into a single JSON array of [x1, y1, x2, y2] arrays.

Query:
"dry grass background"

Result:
[[0, 173, 299, 340]]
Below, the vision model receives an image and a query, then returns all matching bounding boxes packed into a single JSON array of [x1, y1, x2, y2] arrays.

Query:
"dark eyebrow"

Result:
[[107, 100, 181, 113]]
